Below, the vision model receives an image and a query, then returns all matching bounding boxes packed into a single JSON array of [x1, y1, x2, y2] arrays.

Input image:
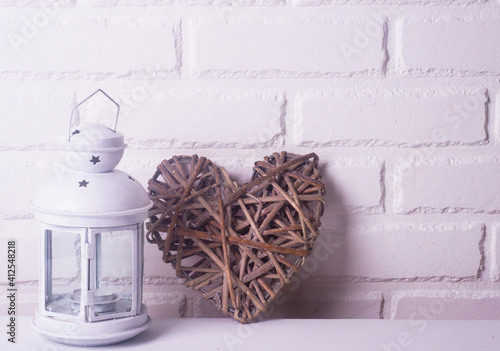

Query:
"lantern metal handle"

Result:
[[68, 89, 120, 141]]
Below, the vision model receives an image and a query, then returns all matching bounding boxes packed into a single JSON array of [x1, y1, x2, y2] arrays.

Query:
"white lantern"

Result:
[[32, 90, 152, 346]]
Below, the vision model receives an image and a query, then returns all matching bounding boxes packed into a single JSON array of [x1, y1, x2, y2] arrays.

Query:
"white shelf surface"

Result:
[[2, 317, 500, 350]]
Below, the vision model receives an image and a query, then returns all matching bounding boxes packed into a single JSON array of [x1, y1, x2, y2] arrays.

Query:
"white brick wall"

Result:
[[323, 158, 384, 215], [396, 17, 500, 76], [0, 16, 179, 78], [395, 157, 500, 214], [326, 223, 484, 280], [0, 0, 499, 321], [192, 17, 386, 78], [296, 88, 488, 147], [120, 89, 285, 148]]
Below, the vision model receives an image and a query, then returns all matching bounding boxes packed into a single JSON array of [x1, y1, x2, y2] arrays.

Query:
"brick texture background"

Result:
[[0, 0, 499, 322]]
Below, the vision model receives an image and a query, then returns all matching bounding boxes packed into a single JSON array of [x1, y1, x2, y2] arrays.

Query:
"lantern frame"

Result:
[[38, 223, 144, 321], [33, 223, 151, 346]]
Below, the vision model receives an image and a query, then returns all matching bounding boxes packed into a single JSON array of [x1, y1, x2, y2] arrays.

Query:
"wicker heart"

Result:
[[146, 152, 325, 323]]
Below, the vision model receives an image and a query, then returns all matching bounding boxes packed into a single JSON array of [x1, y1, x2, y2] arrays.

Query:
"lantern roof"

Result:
[[32, 169, 152, 227]]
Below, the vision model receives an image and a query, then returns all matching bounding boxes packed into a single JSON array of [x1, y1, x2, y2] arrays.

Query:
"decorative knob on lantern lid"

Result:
[[59, 89, 127, 173]]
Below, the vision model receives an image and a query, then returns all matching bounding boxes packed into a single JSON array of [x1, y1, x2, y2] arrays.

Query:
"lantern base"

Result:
[[32, 304, 151, 346]]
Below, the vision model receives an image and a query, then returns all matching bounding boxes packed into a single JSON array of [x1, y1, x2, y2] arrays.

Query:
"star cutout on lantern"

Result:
[[72, 129, 81, 136], [78, 180, 89, 187], [90, 155, 101, 165]]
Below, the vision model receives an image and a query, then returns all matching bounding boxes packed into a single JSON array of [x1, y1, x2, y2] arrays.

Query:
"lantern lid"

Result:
[[59, 123, 127, 173], [57, 90, 127, 173], [60, 123, 126, 151], [63, 89, 124, 153], [32, 169, 152, 227]]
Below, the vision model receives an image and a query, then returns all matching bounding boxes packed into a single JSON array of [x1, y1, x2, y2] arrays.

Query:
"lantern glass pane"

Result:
[[44, 229, 81, 316], [93, 230, 134, 317]]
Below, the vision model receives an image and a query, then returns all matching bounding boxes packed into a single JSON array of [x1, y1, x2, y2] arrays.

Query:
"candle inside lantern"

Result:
[[67, 289, 120, 313]]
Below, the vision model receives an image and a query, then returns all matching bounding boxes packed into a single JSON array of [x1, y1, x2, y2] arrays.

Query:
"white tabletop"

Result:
[[2, 317, 500, 350]]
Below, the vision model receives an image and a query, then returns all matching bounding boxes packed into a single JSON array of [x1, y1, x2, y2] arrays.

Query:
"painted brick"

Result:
[[87, 0, 284, 6], [143, 290, 187, 318], [294, 0, 486, 4], [0, 90, 73, 149], [144, 284, 199, 318], [397, 17, 500, 76], [323, 158, 384, 219], [395, 157, 500, 214], [490, 223, 500, 281], [192, 17, 386, 78], [0, 286, 38, 316], [0, 219, 39, 283], [0, 151, 56, 219], [391, 291, 500, 320], [143, 240, 179, 279], [323, 224, 483, 280], [0, 0, 75, 6], [88, 0, 178, 5], [270, 291, 383, 319], [497, 90, 500, 142], [119, 90, 285, 148], [0, 17, 178, 77], [296, 88, 487, 147]]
